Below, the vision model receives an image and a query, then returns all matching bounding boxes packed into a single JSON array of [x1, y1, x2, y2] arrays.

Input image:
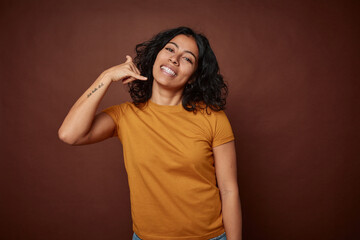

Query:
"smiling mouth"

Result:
[[160, 66, 176, 76]]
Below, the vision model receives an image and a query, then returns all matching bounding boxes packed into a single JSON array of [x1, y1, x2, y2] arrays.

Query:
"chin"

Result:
[[153, 71, 173, 87], [153, 78, 185, 92], [154, 78, 176, 89]]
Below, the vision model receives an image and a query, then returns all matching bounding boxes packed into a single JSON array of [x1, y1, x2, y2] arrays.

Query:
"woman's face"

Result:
[[152, 34, 199, 91]]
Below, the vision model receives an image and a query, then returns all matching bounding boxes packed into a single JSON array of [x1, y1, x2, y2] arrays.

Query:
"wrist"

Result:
[[99, 70, 113, 84]]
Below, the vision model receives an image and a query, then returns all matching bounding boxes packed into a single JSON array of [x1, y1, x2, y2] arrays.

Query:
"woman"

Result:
[[58, 26, 242, 240]]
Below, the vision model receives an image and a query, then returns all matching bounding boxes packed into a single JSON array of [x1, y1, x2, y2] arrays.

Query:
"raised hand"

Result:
[[104, 55, 148, 84]]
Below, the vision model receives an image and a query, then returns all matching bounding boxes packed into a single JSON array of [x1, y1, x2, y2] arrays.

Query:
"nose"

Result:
[[169, 56, 179, 65]]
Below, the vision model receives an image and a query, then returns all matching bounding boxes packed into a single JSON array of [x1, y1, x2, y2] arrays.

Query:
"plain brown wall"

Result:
[[1, 0, 359, 239]]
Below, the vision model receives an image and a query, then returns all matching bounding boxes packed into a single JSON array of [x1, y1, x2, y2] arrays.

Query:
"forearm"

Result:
[[221, 190, 242, 240], [58, 71, 112, 144]]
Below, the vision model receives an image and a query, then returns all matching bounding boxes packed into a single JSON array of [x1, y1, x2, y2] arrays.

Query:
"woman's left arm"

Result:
[[213, 140, 242, 240]]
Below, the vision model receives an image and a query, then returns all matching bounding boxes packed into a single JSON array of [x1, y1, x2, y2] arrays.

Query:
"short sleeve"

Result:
[[102, 105, 124, 137], [212, 111, 235, 148]]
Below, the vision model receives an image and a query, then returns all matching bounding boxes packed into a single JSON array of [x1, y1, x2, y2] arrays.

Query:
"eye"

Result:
[[165, 47, 174, 52], [183, 57, 193, 64]]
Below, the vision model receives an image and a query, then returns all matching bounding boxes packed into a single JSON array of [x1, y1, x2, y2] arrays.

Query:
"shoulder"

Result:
[[186, 107, 231, 133], [102, 102, 139, 121], [198, 108, 233, 131], [103, 101, 136, 112]]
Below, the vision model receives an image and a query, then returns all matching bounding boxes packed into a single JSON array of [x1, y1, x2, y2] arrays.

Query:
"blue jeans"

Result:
[[132, 232, 226, 240]]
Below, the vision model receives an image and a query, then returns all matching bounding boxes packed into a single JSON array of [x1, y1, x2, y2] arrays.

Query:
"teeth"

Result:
[[161, 66, 176, 76]]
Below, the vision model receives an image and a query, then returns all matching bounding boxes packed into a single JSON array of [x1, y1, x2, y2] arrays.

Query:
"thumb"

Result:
[[125, 55, 133, 63]]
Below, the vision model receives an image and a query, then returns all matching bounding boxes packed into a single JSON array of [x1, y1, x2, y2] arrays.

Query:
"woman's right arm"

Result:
[[58, 55, 147, 145]]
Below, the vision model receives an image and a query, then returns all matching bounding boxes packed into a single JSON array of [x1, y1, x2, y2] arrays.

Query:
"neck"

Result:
[[150, 81, 184, 106]]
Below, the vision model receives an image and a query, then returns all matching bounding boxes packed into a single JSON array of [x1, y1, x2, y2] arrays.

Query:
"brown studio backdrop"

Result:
[[1, 0, 359, 239]]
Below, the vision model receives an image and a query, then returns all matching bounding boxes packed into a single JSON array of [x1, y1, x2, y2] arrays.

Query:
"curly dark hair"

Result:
[[130, 26, 228, 112]]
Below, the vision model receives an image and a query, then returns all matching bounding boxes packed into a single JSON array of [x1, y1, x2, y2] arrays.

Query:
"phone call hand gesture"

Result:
[[105, 55, 148, 84]]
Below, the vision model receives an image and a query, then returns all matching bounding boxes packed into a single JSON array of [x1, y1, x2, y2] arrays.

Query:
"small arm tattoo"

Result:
[[87, 82, 104, 98]]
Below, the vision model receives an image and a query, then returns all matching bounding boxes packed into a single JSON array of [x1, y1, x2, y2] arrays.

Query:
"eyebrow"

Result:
[[168, 42, 197, 61]]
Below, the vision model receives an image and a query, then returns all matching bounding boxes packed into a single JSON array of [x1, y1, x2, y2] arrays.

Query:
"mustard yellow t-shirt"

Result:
[[103, 100, 234, 240]]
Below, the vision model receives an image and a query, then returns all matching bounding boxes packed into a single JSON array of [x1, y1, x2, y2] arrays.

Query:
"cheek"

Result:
[[155, 50, 168, 62], [153, 52, 161, 64], [184, 65, 197, 77], [153, 54, 165, 72]]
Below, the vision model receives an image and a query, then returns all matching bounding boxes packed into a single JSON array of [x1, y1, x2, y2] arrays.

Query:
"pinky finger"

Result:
[[122, 77, 136, 84]]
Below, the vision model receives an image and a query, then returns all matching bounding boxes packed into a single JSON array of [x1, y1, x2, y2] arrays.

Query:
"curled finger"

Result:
[[129, 62, 141, 75]]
